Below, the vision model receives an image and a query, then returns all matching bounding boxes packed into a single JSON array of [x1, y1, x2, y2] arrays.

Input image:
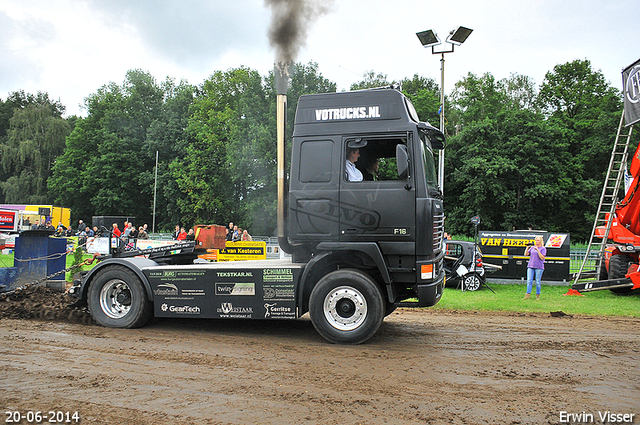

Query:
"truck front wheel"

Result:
[[88, 265, 153, 328], [309, 269, 384, 344]]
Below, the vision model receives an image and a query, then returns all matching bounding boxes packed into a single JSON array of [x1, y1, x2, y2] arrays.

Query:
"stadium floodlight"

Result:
[[447, 26, 473, 45], [416, 30, 441, 48], [416, 26, 473, 195]]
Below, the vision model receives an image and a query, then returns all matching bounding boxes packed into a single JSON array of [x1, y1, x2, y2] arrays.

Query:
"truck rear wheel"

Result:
[[309, 269, 384, 344], [88, 265, 153, 328]]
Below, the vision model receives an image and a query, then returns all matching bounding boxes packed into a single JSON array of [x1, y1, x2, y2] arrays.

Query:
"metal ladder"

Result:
[[572, 111, 634, 285]]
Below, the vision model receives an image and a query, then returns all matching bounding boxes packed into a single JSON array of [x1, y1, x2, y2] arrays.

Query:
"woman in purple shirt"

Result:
[[523, 235, 546, 300]]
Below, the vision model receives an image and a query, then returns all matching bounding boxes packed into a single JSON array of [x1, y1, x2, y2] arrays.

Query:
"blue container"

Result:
[[14, 230, 66, 286]]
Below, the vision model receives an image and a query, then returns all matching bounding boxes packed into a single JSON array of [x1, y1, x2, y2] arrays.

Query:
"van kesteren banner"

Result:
[[623, 58, 640, 127]]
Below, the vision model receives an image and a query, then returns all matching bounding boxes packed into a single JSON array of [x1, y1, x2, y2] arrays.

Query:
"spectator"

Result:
[[77, 220, 87, 233], [123, 222, 133, 240], [232, 225, 241, 242], [112, 223, 121, 237], [186, 228, 195, 241], [138, 226, 149, 239], [66, 226, 74, 237], [55, 222, 66, 237], [241, 229, 252, 241], [78, 228, 87, 249], [129, 225, 138, 240], [226, 222, 234, 241], [177, 227, 187, 241], [523, 236, 546, 300], [31, 220, 40, 230], [172, 225, 180, 240]]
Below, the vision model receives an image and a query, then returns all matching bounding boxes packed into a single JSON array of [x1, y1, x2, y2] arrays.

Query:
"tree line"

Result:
[[0, 59, 633, 240]]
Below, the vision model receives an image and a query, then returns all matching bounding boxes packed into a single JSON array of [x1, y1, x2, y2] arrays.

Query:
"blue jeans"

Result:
[[526, 268, 544, 295]]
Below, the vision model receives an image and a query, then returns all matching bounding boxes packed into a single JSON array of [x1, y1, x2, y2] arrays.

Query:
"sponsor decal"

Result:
[[216, 302, 254, 318], [481, 237, 533, 247], [262, 268, 294, 283], [217, 271, 253, 278], [215, 282, 255, 296], [264, 302, 295, 318], [217, 241, 267, 261], [546, 234, 567, 248], [623, 59, 640, 126], [154, 282, 178, 296], [181, 289, 205, 296], [149, 270, 205, 283], [314, 106, 381, 121], [0, 211, 16, 231], [263, 284, 295, 301], [160, 303, 201, 315]]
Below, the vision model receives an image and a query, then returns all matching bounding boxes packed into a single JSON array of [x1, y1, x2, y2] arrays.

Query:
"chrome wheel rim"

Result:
[[323, 286, 367, 331], [99, 279, 132, 319]]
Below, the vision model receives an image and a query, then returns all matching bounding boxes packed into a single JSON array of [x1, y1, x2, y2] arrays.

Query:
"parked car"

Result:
[[444, 240, 486, 291]]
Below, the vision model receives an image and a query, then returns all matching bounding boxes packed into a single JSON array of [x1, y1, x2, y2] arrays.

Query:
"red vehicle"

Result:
[[574, 143, 640, 293]]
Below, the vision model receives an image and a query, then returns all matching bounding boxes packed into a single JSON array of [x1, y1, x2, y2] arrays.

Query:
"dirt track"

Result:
[[1, 290, 639, 424]]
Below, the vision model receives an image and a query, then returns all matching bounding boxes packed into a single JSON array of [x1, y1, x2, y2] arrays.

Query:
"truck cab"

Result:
[[286, 88, 446, 312]]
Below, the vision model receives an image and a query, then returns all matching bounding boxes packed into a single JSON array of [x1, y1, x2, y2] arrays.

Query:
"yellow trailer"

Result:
[[0, 204, 71, 230]]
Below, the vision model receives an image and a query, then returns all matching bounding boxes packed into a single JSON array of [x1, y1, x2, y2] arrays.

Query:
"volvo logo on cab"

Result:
[[292, 200, 381, 230]]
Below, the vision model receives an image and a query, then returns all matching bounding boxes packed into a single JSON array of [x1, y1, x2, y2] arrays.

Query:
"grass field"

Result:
[[437, 284, 640, 318], [2, 252, 638, 317]]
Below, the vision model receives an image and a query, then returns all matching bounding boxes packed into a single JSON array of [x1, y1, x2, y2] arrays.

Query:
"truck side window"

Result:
[[300, 140, 332, 183], [354, 138, 405, 181]]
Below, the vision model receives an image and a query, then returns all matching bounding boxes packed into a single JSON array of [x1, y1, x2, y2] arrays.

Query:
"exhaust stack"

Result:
[[267, 0, 330, 254], [275, 62, 293, 254]]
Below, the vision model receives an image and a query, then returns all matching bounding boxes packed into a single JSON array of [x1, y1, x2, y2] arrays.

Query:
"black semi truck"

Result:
[[69, 87, 446, 344]]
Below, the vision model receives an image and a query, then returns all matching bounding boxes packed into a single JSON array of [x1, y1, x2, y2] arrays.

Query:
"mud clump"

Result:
[[0, 285, 94, 325]]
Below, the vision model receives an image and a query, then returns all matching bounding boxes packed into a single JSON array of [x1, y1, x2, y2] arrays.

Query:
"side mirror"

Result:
[[396, 144, 410, 179], [418, 123, 445, 150]]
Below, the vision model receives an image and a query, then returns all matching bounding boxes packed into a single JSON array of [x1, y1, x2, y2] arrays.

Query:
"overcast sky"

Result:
[[1, 0, 638, 117]]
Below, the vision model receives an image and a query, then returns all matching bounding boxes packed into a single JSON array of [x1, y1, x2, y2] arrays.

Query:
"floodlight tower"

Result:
[[416, 26, 473, 195]]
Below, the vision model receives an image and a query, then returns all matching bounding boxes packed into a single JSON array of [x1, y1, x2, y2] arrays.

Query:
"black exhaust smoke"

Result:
[[266, 0, 331, 253], [266, 0, 331, 94]]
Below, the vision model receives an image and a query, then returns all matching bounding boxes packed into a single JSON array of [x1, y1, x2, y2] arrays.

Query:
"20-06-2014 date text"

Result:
[[5, 411, 80, 423]]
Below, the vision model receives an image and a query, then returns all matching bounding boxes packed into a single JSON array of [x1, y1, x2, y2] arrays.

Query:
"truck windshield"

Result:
[[420, 132, 439, 189]]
